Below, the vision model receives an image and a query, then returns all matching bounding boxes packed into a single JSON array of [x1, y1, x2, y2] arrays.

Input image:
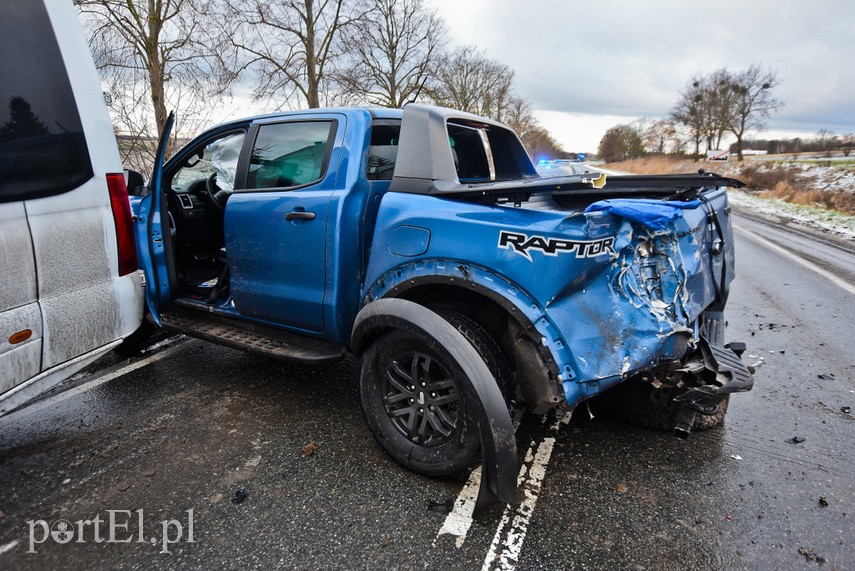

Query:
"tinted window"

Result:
[[245, 121, 335, 190], [366, 123, 401, 181], [0, 1, 93, 203]]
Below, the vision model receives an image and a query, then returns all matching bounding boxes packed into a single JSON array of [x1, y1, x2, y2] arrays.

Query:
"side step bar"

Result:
[[160, 306, 346, 365]]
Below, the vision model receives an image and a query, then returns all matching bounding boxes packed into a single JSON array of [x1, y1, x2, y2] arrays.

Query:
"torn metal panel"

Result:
[[365, 187, 738, 410]]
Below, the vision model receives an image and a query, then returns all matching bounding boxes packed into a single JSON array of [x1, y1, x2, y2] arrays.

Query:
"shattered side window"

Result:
[[208, 132, 245, 191]]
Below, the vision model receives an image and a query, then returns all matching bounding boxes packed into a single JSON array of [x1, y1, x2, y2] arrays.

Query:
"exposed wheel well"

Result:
[[391, 284, 564, 414]]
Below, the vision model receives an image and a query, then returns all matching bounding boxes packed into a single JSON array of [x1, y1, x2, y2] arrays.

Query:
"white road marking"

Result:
[[435, 409, 524, 547], [0, 540, 19, 555], [436, 465, 483, 547], [481, 412, 571, 571], [2, 339, 189, 421], [734, 224, 855, 296]]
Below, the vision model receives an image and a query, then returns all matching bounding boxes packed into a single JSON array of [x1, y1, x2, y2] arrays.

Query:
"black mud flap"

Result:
[[672, 337, 754, 439], [352, 299, 519, 516]]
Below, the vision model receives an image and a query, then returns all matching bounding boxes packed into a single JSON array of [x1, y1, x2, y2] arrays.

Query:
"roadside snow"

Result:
[[592, 160, 855, 241], [728, 190, 855, 241], [806, 164, 855, 194]]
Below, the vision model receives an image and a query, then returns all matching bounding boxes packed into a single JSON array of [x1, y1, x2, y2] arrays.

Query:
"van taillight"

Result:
[[106, 173, 138, 276]]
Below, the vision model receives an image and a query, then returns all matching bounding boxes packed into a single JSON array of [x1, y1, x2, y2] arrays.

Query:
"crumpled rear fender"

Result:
[[362, 191, 733, 409]]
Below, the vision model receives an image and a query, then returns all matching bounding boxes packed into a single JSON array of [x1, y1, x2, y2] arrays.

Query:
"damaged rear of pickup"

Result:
[[133, 103, 753, 515], [359, 106, 754, 507]]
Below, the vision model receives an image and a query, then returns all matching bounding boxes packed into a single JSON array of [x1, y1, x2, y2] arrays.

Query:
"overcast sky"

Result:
[[432, 0, 855, 152]]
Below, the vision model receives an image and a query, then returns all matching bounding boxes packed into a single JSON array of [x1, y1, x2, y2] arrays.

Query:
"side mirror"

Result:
[[124, 169, 146, 196]]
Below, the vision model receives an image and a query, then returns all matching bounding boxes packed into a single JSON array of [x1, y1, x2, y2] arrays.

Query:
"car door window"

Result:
[[171, 131, 245, 193], [245, 121, 335, 190]]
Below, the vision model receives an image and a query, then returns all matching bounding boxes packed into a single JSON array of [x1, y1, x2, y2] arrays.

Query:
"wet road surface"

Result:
[[0, 211, 853, 570]]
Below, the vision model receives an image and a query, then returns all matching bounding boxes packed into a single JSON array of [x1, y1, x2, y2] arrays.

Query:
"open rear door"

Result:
[[135, 113, 175, 326]]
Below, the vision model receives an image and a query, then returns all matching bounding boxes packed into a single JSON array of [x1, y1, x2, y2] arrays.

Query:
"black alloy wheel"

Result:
[[382, 351, 461, 446]]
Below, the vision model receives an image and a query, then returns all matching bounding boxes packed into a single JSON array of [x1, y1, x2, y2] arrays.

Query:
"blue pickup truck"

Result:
[[131, 104, 753, 512]]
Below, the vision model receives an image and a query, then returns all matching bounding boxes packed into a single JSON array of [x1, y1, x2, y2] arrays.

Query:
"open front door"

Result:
[[135, 112, 175, 326]]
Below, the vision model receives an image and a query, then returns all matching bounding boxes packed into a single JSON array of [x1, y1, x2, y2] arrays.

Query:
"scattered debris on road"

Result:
[[787, 436, 806, 444], [427, 498, 454, 513], [798, 546, 826, 564], [841, 406, 851, 414], [232, 486, 247, 503], [731, 454, 743, 460], [616, 482, 629, 494], [301, 441, 317, 457], [817, 373, 835, 380], [818, 496, 829, 507]]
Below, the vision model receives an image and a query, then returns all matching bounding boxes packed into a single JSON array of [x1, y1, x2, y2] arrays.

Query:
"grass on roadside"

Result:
[[604, 156, 855, 215]]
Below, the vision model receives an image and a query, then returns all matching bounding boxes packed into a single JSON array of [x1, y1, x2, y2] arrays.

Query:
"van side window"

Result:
[[0, 2, 93, 203], [245, 121, 335, 190]]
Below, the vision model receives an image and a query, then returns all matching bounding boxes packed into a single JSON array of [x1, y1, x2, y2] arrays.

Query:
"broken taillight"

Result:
[[106, 173, 138, 276]]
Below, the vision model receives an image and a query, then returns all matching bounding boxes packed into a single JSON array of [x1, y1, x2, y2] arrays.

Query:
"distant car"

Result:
[[536, 159, 594, 177], [0, 0, 145, 414]]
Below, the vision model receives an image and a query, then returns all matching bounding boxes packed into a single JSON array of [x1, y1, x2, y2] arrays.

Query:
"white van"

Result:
[[0, 0, 145, 414]]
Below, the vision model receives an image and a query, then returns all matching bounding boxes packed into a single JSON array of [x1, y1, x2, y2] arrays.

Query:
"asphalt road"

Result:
[[0, 211, 853, 570]]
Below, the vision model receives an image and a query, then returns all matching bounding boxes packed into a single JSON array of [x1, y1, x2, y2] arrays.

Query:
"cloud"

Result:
[[432, 0, 855, 137]]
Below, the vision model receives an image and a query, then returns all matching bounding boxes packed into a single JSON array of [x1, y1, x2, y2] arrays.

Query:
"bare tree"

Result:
[[672, 65, 782, 161], [644, 119, 678, 154], [424, 49, 565, 158], [841, 134, 854, 157], [726, 64, 782, 161], [816, 129, 835, 157], [501, 96, 566, 159], [336, 0, 446, 108], [224, 0, 364, 109], [77, 0, 232, 170], [699, 69, 734, 151], [598, 124, 644, 163], [632, 118, 679, 155], [671, 76, 706, 160], [426, 46, 515, 120]]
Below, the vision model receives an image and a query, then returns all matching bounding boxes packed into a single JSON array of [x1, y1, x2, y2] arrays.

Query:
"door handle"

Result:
[[285, 210, 316, 221]]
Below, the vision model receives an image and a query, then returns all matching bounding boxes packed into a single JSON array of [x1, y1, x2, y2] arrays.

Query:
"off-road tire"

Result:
[[595, 379, 729, 431], [360, 328, 482, 477], [438, 311, 513, 402], [359, 312, 509, 477]]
